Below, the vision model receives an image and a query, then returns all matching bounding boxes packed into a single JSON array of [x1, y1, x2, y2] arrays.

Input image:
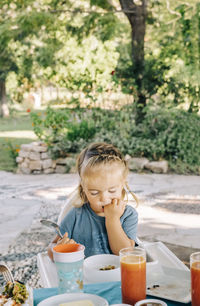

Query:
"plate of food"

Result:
[[0, 280, 33, 305], [37, 292, 108, 306]]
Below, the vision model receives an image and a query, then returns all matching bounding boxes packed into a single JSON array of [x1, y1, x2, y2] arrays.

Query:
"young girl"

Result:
[[48, 142, 138, 259]]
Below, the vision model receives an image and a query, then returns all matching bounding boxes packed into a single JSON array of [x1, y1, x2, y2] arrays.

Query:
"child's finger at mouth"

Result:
[[112, 198, 118, 205]]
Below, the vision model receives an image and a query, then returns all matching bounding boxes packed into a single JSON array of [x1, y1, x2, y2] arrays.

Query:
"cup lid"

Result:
[[53, 243, 85, 263], [53, 243, 83, 253]]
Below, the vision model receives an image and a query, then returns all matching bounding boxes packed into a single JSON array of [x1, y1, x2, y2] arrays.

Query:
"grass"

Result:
[[0, 110, 38, 172]]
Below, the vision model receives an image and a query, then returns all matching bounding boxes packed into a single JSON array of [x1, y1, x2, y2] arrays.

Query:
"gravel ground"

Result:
[[0, 201, 62, 288], [154, 198, 200, 214]]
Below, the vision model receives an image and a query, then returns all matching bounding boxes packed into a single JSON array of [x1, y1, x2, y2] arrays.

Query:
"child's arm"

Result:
[[104, 199, 135, 255], [47, 233, 75, 261]]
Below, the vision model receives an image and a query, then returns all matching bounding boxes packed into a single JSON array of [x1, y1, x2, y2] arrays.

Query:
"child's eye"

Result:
[[109, 190, 116, 193], [90, 191, 99, 196]]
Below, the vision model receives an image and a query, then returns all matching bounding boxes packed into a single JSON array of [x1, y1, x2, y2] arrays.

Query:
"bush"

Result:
[[129, 108, 200, 167], [67, 120, 96, 142], [31, 105, 200, 174], [30, 107, 71, 144]]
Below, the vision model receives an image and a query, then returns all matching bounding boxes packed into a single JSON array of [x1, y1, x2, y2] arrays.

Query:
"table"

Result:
[[33, 281, 191, 306]]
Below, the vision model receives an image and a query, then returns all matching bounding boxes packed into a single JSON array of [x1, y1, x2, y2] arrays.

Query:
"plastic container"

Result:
[[53, 243, 85, 294]]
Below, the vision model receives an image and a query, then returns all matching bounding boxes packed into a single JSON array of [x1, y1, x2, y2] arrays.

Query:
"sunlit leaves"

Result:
[[90, 0, 113, 11]]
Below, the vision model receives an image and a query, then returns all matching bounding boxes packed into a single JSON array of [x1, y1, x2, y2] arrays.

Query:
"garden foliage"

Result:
[[31, 105, 200, 174]]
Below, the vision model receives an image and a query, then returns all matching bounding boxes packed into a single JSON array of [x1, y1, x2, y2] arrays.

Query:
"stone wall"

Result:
[[16, 142, 168, 174], [125, 155, 168, 174], [16, 142, 76, 174]]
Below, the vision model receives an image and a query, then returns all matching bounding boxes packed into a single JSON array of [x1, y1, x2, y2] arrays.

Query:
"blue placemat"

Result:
[[85, 281, 121, 304], [34, 282, 191, 305]]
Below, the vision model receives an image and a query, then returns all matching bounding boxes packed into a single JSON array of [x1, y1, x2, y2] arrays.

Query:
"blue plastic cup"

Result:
[[53, 243, 85, 294]]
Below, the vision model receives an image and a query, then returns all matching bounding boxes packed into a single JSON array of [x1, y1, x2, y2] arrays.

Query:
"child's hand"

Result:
[[104, 198, 126, 220], [57, 232, 76, 245]]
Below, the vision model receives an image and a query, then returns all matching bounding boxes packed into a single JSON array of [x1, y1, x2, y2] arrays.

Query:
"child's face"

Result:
[[81, 163, 126, 215]]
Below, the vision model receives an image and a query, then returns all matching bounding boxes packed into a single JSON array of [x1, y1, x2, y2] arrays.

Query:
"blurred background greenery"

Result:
[[0, 0, 199, 174]]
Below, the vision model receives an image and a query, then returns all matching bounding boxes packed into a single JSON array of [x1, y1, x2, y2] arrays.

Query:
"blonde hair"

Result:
[[58, 142, 138, 224], [75, 142, 138, 206]]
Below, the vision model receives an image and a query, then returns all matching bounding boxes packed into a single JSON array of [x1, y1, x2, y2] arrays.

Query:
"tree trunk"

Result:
[[119, 0, 148, 124], [0, 80, 9, 117]]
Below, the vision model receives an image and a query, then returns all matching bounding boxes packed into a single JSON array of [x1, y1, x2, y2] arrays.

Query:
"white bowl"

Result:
[[135, 299, 167, 306], [83, 254, 120, 284]]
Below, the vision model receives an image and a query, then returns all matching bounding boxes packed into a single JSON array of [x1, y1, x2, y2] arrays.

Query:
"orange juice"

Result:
[[191, 261, 200, 306], [121, 254, 146, 305]]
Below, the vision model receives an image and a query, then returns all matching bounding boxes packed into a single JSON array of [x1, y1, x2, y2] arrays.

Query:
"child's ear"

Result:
[[122, 187, 127, 201], [80, 179, 84, 189], [80, 183, 84, 192], [80, 182, 85, 192], [79, 184, 87, 202]]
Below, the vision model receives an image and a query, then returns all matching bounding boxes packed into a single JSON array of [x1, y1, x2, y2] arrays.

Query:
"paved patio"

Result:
[[0, 171, 200, 287]]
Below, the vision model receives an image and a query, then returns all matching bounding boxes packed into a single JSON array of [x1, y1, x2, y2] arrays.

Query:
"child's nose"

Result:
[[100, 192, 109, 203]]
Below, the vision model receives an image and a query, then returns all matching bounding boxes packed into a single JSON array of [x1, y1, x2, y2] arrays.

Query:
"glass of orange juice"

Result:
[[190, 251, 200, 306], [119, 246, 146, 305]]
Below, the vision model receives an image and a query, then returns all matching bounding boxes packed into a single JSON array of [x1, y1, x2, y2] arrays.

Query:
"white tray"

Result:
[[37, 252, 158, 287], [37, 242, 189, 288], [141, 241, 189, 271], [146, 266, 191, 303], [37, 252, 58, 287]]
